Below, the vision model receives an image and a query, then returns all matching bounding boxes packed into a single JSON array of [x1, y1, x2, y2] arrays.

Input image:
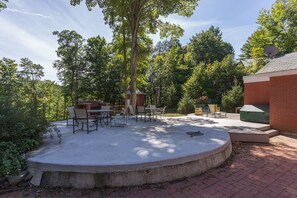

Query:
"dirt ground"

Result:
[[1, 134, 297, 198]]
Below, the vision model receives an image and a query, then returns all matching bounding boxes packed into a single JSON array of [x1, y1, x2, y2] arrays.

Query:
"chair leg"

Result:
[[72, 119, 75, 133], [100, 118, 103, 127]]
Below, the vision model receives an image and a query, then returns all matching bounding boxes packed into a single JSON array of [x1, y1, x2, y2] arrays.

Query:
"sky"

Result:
[[0, 0, 275, 82]]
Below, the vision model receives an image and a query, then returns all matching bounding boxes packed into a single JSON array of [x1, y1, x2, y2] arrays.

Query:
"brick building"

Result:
[[243, 52, 297, 134]]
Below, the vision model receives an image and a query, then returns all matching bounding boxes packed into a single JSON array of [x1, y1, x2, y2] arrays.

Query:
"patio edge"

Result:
[[28, 139, 232, 188]]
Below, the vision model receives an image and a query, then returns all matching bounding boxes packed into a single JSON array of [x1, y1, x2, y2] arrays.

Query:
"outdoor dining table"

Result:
[[87, 109, 113, 126]]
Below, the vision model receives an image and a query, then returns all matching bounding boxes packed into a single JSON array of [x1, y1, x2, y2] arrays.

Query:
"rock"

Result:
[[8, 171, 28, 186]]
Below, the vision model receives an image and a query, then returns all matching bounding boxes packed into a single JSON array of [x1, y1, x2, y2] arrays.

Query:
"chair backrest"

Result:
[[67, 106, 75, 118], [208, 104, 217, 113], [74, 108, 88, 119], [162, 106, 166, 113], [137, 106, 145, 113], [216, 106, 220, 112], [101, 105, 111, 110], [149, 105, 156, 109]]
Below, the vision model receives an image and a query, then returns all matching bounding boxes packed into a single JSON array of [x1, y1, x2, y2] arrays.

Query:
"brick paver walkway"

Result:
[[1, 135, 297, 198]]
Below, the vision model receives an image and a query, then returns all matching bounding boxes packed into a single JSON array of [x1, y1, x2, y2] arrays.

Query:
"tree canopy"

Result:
[[69, 0, 199, 111], [184, 55, 245, 104], [240, 0, 297, 60], [53, 30, 85, 106], [189, 26, 234, 65]]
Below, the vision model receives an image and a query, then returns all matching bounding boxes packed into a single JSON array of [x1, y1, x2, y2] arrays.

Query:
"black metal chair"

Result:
[[73, 108, 98, 134], [100, 105, 112, 125]]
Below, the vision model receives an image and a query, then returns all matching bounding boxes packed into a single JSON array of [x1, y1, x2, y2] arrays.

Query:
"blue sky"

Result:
[[0, 0, 275, 81]]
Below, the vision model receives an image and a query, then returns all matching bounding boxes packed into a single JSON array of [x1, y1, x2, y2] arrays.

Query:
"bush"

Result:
[[177, 93, 195, 114], [17, 138, 39, 154], [0, 142, 23, 177], [0, 105, 45, 154], [0, 100, 45, 176], [0, 121, 42, 154], [221, 84, 244, 113]]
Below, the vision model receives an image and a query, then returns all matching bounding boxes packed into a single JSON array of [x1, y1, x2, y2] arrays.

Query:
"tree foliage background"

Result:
[[240, 0, 297, 72]]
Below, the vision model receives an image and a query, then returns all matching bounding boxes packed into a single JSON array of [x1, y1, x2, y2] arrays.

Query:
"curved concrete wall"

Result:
[[28, 140, 232, 188]]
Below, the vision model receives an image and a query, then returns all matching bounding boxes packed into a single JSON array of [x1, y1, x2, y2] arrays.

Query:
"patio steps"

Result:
[[264, 129, 279, 137], [228, 126, 279, 143]]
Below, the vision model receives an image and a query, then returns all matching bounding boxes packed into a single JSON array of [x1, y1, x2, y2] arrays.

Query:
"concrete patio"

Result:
[[27, 116, 233, 188], [26, 115, 279, 188]]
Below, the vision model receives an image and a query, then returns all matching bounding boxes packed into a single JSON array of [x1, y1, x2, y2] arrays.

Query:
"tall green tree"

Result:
[[70, 0, 199, 111], [83, 36, 110, 100], [0, 58, 18, 100], [183, 55, 245, 103], [53, 30, 84, 106], [110, 19, 131, 109], [83, 35, 122, 104], [221, 82, 244, 113], [19, 58, 44, 119], [0, 58, 46, 156], [240, 0, 297, 60], [146, 40, 194, 107], [38, 80, 65, 121], [189, 26, 234, 64]]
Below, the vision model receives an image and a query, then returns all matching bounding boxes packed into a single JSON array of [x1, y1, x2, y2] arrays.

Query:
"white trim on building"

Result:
[[243, 69, 297, 83]]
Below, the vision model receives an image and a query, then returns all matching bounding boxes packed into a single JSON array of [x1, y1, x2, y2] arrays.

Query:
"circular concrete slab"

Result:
[[27, 117, 232, 188]]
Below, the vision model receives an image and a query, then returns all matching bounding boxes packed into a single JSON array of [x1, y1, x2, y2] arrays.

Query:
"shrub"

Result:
[[221, 84, 244, 113], [17, 138, 39, 154], [0, 142, 23, 177], [177, 93, 195, 114]]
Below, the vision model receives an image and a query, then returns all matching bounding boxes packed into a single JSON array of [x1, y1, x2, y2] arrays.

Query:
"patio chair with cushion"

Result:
[[155, 106, 166, 119], [207, 104, 227, 118], [149, 105, 156, 109], [111, 108, 127, 127], [149, 105, 157, 120], [136, 106, 150, 122], [73, 108, 98, 134]]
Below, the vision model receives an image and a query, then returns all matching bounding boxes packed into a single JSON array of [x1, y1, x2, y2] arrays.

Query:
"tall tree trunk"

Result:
[[130, 30, 138, 113], [122, 23, 128, 112], [130, 1, 141, 113], [71, 67, 75, 106]]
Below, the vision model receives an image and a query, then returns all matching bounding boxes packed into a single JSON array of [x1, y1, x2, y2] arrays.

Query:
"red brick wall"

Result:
[[244, 81, 270, 105], [270, 75, 297, 133]]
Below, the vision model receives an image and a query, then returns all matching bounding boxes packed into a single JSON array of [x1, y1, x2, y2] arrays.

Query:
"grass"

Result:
[[163, 113, 187, 117]]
